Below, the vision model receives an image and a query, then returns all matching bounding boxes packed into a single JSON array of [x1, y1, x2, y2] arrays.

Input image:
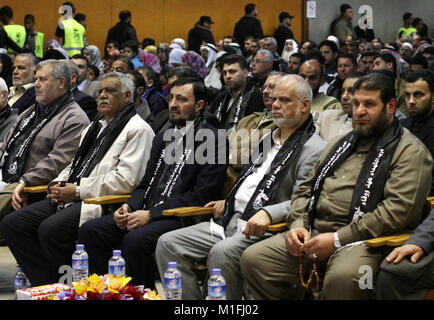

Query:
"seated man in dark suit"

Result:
[[8, 53, 37, 115], [376, 208, 434, 299], [400, 69, 434, 195], [78, 77, 228, 289], [64, 59, 98, 121]]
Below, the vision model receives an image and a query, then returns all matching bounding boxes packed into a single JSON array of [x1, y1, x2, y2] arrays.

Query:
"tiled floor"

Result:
[[0, 245, 165, 300]]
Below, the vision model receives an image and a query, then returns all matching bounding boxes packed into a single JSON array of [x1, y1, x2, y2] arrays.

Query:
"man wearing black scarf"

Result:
[[156, 75, 326, 299], [241, 73, 433, 300], [0, 60, 89, 224], [0, 72, 155, 286], [77, 77, 228, 289]]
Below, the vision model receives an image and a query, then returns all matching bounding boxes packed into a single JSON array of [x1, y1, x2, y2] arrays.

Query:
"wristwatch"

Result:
[[333, 232, 342, 249], [75, 185, 80, 200]]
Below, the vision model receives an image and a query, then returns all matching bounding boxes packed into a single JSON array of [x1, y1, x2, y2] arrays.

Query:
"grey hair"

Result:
[[61, 59, 78, 77], [15, 53, 38, 71], [0, 77, 8, 93], [263, 37, 278, 49], [36, 59, 71, 91], [101, 72, 134, 103], [256, 49, 274, 64], [280, 74, 313, 103]]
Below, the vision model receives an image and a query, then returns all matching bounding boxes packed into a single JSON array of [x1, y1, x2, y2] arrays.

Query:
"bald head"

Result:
[[299, 59, 322, 93]]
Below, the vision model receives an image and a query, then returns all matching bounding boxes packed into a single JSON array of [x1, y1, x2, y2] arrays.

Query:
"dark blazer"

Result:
[[406, 209, 434, 254], [188, 24, 215, 54], [72, 87, 98, 122], [401, 111, 434, 195], [105, 22, 138, 46], [127, 111, 228, 221], [233, 14, 264, 46], [10, 86, 36, 115]]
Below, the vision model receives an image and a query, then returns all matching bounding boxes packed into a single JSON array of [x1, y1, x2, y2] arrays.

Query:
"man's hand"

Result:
[[243, 210, 271, 239], [302, 232, 335, 260], [11, 183, 27, 211], [47, 183, 76, 204], [204, 200, 226, 218], [385, 244, 424, 264], [285, 227, 311, 257], [113, 203, 131, 229], [126, 210, 151, 230]]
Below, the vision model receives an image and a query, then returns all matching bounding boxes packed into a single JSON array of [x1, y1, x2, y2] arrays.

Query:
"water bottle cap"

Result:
[[113, 250, 122, 255], [76, 244, 84, 250], [211, 268, 222, 274], [168, 261, 177, 267]]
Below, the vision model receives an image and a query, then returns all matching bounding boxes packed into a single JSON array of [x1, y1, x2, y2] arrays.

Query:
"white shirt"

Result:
[[233, 129, 282, 214], [77, 79, 88, 92]]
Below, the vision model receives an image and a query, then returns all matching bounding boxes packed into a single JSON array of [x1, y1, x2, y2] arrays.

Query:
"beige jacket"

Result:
[[316, 109, 353, 142], [55, 114, 155, 226]]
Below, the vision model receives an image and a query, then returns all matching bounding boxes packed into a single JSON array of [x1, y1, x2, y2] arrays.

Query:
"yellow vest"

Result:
[[4, 24, 26, 53], [34, 32, 45, 59], [61, 19, 85, 57]]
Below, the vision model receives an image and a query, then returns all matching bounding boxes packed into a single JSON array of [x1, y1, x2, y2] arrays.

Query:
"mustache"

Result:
[[98, 99, 110, 106]]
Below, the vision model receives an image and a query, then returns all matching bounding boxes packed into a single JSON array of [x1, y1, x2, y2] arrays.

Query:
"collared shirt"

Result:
[[233, 128, 282, 214], [77, 79, 88, 92], [8, 83, 34, 107]]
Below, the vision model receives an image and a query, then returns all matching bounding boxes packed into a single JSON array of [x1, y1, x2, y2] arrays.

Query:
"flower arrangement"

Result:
[[51, 274, 161, 300]]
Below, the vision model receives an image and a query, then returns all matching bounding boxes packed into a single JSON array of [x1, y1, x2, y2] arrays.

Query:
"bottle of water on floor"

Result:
[[72, 244, 88, 282], [108, 250, 125, 277], [208, 268, 226, 300], [164, 261, 182, 300], [14, 267, 27, 292]]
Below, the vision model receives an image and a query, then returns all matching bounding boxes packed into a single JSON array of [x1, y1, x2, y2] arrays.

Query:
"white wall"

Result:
[[307, 0, 434, 43]]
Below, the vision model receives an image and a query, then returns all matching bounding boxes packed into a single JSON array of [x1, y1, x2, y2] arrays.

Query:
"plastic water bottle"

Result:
[[72, 244, 89, 282], [14, 267, 27, 291], [164, 261, 182, 300], [208, 268, 226, 300], [108, 250, 126, 277]]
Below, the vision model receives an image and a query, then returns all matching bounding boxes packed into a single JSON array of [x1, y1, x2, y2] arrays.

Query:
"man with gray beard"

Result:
[[155, 74, 325, 299]]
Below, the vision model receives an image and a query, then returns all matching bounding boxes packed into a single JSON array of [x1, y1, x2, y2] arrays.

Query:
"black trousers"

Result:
[[78, 214, 181, 288], [0, 199, 81, 286]]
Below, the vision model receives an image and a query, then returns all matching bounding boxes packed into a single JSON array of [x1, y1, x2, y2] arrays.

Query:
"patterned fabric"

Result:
[[141, 52, 162, 73], [182, 51, 207, 79]]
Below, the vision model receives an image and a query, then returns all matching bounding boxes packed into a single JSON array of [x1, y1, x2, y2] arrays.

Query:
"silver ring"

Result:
[[312, 253, 318, 259]]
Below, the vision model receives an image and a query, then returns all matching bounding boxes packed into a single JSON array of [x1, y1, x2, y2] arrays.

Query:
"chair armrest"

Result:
[[23, 185, 48, 193], [162, 207, 213, 217], [365, 233, 413, 247], [267, 222, 287, 232], [83, 195, 131, 205]]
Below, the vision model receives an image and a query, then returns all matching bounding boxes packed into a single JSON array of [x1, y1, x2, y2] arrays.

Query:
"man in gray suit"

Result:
[[376, 208, 434, 299], [155, 75, 326, 299]]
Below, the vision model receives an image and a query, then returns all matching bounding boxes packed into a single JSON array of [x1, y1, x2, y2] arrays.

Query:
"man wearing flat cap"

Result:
[[274, 12, 295, 54], [188, 15, 215, 54]]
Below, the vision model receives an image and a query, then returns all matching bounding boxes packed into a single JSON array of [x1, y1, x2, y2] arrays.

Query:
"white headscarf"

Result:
[[200, 43, 218, 70], [168, 48, 186, 66], [205, 51, 226, 90], [281, 39, 298, 63]]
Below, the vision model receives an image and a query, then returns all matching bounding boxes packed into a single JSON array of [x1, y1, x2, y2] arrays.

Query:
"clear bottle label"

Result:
[[72, 259, 88, 270], [208, 285, 226, 298], [14, 278, 26, 289], [164, 277, 182, 289], [109, 265, 125, 276]]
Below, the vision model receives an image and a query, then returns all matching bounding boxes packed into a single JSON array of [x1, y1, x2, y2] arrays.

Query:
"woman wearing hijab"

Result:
[[141, 52, 162, 73], [157, 43, 170, 68], [83, 45, 104, 74], [168, 48, 186, 67], [281, 39, 298, 63], [0, 53, 13, 88], [182, 51, 207, 80]]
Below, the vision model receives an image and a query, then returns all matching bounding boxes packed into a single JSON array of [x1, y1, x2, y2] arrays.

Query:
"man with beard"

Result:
[[155, 74, 325, 299], [400, 70, 434, 195], [240, 72, 432, 299], [0, 72, 155, 286], [77, 77, 227, 289], [298, 60, 341, 124], [316, 72, 364, 142], [209, 54, 263, 132]]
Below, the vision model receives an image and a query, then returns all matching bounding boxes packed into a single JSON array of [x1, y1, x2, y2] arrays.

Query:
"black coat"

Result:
[[233, 14, 264, 46], [11, 86, 36, 115], [188, 24, 215, 54], [106, 22, 138, 46], [274, 24, 294, 54], [127, 111, 228, 220], [401, 111, 434, 196], [72, 87, 98, 122]]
